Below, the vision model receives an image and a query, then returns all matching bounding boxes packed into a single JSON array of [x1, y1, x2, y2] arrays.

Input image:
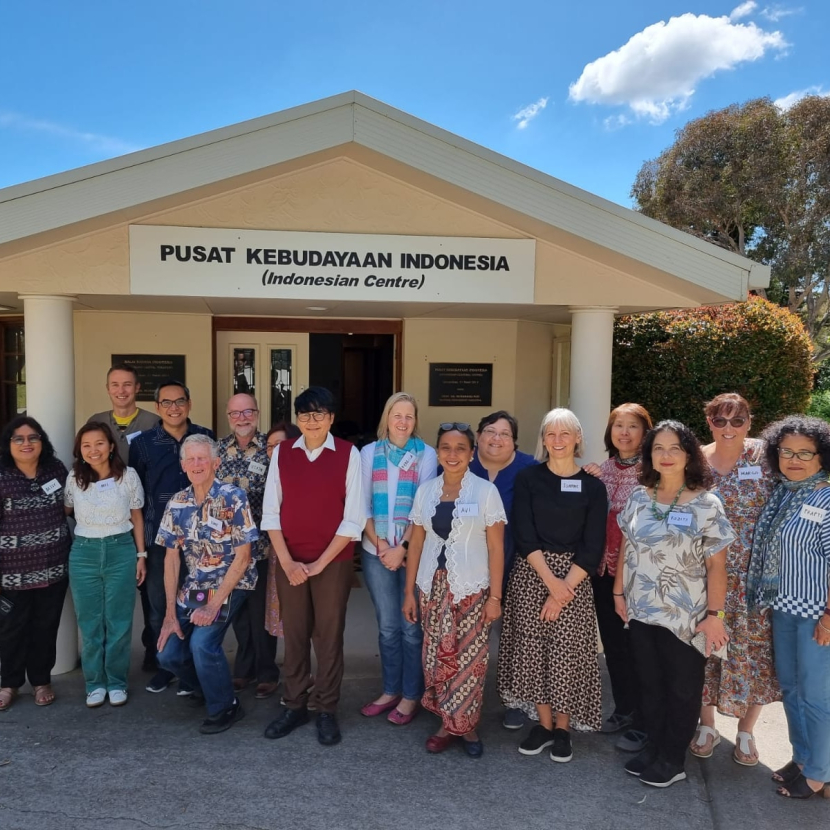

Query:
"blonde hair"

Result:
[[376, 392, 421, 441], [535, 408, 584, 461]]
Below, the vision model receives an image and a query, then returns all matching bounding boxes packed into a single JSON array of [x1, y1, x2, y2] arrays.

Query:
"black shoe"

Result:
[[640, 758, 687, 788], [502, 707, 527, 730], [141, 652, 158, 673], [549, 728, 573, 763], [316, 712, 342, 746], [145, 669, 174, 693], [518, 725, 556, 756], [463, 738, 484, 758], [625, 744, 659, 777], [601, 711, 634, 733], [199, 699, 245, 734], [264, 707, 309, 739]]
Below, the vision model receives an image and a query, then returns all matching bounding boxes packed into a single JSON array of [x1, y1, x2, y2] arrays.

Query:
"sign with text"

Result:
[[129, 226, 535, 304], [112, 354, 186, 402], [429, 363, 493, 407]]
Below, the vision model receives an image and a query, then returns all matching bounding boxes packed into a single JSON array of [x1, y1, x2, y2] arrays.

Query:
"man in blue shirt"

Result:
[[129, 379, 213, 693]]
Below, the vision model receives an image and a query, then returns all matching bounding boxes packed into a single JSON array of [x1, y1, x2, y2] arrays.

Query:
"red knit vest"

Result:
[[277, 435, 355, 564]]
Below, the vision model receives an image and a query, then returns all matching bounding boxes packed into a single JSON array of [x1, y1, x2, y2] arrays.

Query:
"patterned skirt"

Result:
[[419, 569, 490, 736], [497, 551, 602, 731], [265, 547, 283, 638]]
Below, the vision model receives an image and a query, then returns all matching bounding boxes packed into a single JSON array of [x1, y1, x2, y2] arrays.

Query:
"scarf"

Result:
[[372, 437, 425, 545], [746, 470, 827, 610]]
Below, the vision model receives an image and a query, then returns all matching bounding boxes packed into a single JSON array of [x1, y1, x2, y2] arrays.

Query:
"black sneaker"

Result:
[[625, 744, 658, 777], [264, 706, 309, 739], [518, 725, 556, 755], [601, 712, 634, 733], [199, 698, 244, 734], [549, 728, 573, 763], [145, 669, 174, 693], [640, 758, 687, 788], [316, 712, 342, 746]]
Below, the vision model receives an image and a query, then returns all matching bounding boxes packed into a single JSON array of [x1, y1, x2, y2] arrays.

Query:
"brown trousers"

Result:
[[274, 558, 352, 714]]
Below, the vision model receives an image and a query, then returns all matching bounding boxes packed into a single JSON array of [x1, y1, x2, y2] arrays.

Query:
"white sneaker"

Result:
[[108, 689, 128, 707], [86, 688, 106, 708]]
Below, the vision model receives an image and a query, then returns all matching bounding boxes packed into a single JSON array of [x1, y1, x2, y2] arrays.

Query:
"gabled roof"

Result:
[[0, 90, 768, 297]]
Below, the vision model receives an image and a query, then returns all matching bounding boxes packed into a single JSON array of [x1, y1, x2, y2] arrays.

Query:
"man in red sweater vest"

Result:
[[260, 387, 364, 745]]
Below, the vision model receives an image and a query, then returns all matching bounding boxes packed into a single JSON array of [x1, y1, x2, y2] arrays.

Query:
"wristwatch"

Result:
[[707, 610, 726, 620], [401, 540, 410, 551]]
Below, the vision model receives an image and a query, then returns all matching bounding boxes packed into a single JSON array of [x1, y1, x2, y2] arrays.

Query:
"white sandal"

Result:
[[689, 725, 720, 758], [733, 731, 759, 766]]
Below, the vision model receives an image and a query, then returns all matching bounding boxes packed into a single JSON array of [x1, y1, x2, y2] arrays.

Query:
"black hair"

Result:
[[476, 410, 519, 450], [762, 415, 830, 475], [639, 419, 712, 490], [0, 415, 59, 470], [294, 386, 336, 415], [437, 424, 476, 451], [153, 379, 190, 403], [72, 422, 127, 490]]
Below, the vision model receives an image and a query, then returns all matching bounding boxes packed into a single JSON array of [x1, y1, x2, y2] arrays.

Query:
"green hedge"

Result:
[[612, 298, 813, 439]]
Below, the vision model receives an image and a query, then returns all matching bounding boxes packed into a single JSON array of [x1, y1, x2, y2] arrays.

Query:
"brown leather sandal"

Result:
[[33, 684, 55, 706], [0, 687, 18, 712]]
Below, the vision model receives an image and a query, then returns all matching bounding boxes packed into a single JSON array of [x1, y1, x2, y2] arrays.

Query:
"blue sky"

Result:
[[0, 1, 826, 206]]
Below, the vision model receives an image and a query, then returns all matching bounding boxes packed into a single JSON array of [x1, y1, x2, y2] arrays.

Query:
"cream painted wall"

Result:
[[513, 322, 556, 451], [74, 311, 214, 431]]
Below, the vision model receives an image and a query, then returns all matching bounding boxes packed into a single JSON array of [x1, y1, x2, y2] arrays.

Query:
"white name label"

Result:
[[247, 461, 267, 476], [126, 432, 140, 445], [41, 478, 61, 495], [96, 478, 116, 492], [205, 515, 224, 532], [668, 511, 692, 527], [738, 466, 762, 481], [398, 452, 416, 472], [561, 480, 582, 493], [800, 504, 827, 524], [457, 503, 479, 517]]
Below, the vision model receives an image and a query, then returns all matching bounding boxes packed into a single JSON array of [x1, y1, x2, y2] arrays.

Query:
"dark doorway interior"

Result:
[[309, 333, 394, 447]]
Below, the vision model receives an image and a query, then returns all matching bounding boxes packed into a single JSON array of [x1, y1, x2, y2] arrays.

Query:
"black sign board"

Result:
[[429, 363, 493, 407], [111, 354, 187, 402]]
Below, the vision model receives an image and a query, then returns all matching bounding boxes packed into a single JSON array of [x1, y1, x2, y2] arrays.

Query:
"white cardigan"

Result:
[[409, 470, 507, 601]]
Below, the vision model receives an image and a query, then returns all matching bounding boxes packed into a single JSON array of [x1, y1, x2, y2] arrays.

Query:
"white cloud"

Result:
[[0, 111, 141, 156], [730, 2, 758, 21], [512, 97, 549, 129], [774, 86, 830, 110], [603, 114, 632, 130], [761, 5, 801, 22], [568, 12, 787, 124]]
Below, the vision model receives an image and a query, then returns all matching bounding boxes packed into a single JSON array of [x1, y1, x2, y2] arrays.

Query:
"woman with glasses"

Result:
[[403, 423, 505, 757], [746, 415, 830, 799], [615, 421, 734, 788], [359, 393, 437, 725], [65, 422, 145, 707], [0, 416, 72, 710], [690, 393, 779, 766], [498, 408, 608, 764]]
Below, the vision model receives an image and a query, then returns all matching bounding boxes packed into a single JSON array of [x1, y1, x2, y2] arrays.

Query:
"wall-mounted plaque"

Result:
[[112, 354, 187, 402], [429, 363, 493, 407]]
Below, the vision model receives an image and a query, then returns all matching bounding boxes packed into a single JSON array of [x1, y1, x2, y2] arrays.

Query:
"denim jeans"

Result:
[[773, 609, 830, 781], [157, 589, 247, 716], [361, 547, 424, 700], [69, 531, 137, 693]]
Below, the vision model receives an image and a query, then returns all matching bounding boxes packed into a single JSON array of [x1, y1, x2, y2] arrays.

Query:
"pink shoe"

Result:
[[360, 695, 402, 717], [388, 704, 419, 725]]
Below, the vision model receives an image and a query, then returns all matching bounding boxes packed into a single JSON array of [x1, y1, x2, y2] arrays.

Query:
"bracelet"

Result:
[[487, 596, 502, 603], [819, 618, 830, 634], [136, 552, 148, 559], [613, 592, 624, 597]]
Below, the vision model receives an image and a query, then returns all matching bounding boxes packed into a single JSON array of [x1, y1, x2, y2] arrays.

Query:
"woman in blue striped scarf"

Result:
[[359, 393, 437, 725]]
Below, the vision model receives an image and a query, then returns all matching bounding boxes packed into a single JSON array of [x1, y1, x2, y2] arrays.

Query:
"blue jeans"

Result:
[[773, 609, 830, 781], [157, 589, 247, 716], [361, 548, 424, 700]]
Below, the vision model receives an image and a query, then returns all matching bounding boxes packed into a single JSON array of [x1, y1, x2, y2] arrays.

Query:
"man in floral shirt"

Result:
[[156, 434, 259, 734]]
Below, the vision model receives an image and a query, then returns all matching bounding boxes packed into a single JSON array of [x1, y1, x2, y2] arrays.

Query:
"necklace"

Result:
[[651, 483, 686, 520]]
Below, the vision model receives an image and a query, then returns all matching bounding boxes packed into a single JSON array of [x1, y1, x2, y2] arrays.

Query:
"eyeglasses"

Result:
[[480, 428, 513, 441], [710, 416, 748, 428], [777, 447, 819, 461], [227, 408, 258, 420], [11, 434, 42, 445], [652, 446, 686, 456], [439, 422, 470, 432], [159, 398, 189, 409], [297, 411, 329, 423]]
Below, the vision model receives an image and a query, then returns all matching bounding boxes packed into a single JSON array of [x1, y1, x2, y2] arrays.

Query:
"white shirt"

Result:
[[360, 441, 438, 554], [261, 432, 365, 540], [64, 467, 144, 539]]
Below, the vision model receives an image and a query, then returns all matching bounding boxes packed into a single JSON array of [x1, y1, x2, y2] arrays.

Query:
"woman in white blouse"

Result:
[[65, 422, 145, 708], [403, 423, 505, 757]]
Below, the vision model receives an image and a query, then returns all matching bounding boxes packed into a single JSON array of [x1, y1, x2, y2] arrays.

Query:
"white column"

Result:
[[569, 306, 617, 465], [21, 294, 78, 675]]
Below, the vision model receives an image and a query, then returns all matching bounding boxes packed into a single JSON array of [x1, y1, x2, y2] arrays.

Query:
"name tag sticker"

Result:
[[206, 515, 224, 532], [398, 452, 416, 472], [96, 478, 116, 492], [457, 503, 479, 517], [126, 432, 139, 445], [41, 479, 61, 495], [800, 504, 827, 524], [738, 466, 762, 481], [247, 461, 267, 476], [668, 511, 692, 527], [561, 480, 582, 493]]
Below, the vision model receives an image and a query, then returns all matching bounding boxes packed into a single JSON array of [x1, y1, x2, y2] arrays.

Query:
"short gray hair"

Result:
[[535, 408, 584, 461], [180, 434, 219, 461]]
